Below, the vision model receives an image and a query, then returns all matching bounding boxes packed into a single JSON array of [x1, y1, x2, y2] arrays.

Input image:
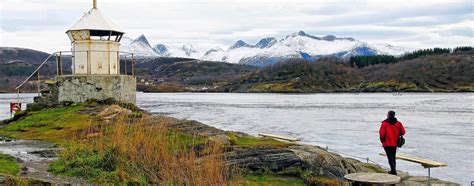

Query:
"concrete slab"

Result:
[[345, 173, 401, 184]]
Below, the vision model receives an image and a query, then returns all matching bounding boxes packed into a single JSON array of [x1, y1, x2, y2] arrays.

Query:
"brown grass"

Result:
[[62, 110, 232, 184]]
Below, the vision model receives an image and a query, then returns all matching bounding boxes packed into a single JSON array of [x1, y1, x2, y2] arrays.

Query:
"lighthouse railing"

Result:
[[15, 53, 56, 90], [14, 50, 138, 93]]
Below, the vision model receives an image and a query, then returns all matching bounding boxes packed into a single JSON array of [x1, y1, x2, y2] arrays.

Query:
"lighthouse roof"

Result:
[[67, 8, 123, 33]]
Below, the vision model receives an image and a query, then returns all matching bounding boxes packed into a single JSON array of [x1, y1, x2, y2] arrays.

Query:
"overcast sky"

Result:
[[1, 0, 473, 53]]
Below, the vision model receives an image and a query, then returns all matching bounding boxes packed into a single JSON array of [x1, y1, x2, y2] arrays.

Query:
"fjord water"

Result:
[[136, 93, 473, 185], [1, 93, 472, 184]]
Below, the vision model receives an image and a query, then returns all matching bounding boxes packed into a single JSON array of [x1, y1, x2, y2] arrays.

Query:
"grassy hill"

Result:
[[0, 47, 51, 65], [221, 50, 474, 93], [136, 57, 257, 92], [0, 47, 58, 92], [360, 51, 474, 92], [222, 59, 362, 92], [0, 47, 76, 92]]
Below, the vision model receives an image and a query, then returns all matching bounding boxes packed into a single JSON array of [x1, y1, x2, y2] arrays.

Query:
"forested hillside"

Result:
[[361, 51, 473, 92], [222, 49, 474, 93], [222, 59, 361, 92], [348, 47, 470, 68]]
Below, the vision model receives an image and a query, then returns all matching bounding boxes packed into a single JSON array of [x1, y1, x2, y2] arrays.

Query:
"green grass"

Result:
[[362, 163, 386, 173], [47, 130, 214, 183], [1, 103, 214, 183], [48, 144, 121, 183], [169, 131, 206, 148], [249, 83, 298, 93], [365, 81, 418, 91], [238, 169, 340, 186], [240, 175, 306, 186], [0, 105, 90, 143], [0, 153, 20, 175], [227, 132, 288, 148]]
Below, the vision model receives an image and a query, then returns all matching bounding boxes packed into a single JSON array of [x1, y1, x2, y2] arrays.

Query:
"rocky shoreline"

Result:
[[0, 103, 460, 185], [156, 114, 458, 185]]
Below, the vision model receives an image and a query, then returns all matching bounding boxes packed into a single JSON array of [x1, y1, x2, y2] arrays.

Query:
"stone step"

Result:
[[44, 80, 56, 85], [33, 96, 49, 103]]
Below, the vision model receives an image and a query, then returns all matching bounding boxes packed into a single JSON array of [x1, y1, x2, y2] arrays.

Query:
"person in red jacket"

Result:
[[379, 110, 405, 175]]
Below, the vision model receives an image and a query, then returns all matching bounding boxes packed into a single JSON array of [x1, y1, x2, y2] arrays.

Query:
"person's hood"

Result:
[[384, 117, 398, 125]]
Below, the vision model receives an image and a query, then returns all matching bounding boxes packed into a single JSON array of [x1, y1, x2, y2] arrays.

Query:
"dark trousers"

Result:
[[384, 146, 397, 174]]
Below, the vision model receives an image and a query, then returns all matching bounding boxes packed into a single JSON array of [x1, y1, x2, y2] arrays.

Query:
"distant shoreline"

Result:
[[1, 90, 473, 94]]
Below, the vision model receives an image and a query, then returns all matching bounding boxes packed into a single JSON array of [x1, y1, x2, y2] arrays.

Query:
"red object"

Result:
[[379, 120, 405, 147], [10, 102, 21, 113]]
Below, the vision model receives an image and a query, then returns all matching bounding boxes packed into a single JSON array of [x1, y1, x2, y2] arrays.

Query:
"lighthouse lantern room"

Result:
[[66, 0, 124, 75]]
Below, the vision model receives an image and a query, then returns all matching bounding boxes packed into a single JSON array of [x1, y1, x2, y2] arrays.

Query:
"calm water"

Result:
[[1, 93, 473, 184]]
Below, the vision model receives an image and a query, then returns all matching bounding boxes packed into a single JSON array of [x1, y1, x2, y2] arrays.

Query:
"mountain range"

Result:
[[1, 46, 472, 93], [121, 31, 412, 66]]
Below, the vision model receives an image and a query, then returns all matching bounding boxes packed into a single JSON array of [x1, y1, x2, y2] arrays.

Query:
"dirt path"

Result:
[[0, 139, 85, 184]]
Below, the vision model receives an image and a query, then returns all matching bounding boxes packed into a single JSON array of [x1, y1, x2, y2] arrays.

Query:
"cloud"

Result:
[[1, 0, 472, 53]]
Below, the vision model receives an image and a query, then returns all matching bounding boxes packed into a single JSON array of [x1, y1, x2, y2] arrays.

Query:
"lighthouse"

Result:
[[56, 0, 136, 104]]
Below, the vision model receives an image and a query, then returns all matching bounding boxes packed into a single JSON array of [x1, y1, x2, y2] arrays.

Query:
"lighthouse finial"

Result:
[[93, 0, 97, 9]]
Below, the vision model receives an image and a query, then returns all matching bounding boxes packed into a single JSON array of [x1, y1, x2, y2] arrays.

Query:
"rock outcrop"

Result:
[[27, 80, 60, 111], [290, 145, 364, 179], [158, 111, 458, 185], [225, 147, 302, 172]]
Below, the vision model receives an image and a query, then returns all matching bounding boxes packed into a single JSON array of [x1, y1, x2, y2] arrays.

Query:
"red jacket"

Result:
[[379, 120, 405, 147]]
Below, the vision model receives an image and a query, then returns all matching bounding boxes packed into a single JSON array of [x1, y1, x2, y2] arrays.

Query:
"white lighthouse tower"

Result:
[[66, 0, 123, 75], [56, 0, 136, 104]]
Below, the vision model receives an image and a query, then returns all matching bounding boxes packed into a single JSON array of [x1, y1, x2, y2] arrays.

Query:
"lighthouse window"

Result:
[[89, 30, 123, 41], [116, 34, 123, 42]]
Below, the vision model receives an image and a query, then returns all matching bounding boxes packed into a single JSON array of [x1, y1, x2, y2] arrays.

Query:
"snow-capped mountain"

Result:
[[152, 44, 168, 56], [151, 43, 211, 59], [201, 47, 225, 61], [207, 31, 412, 66], [121, 35, 158, 57], [229, 40, 252, 49], [120, 31, 412, 66], [255, 37, 277, 48]]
